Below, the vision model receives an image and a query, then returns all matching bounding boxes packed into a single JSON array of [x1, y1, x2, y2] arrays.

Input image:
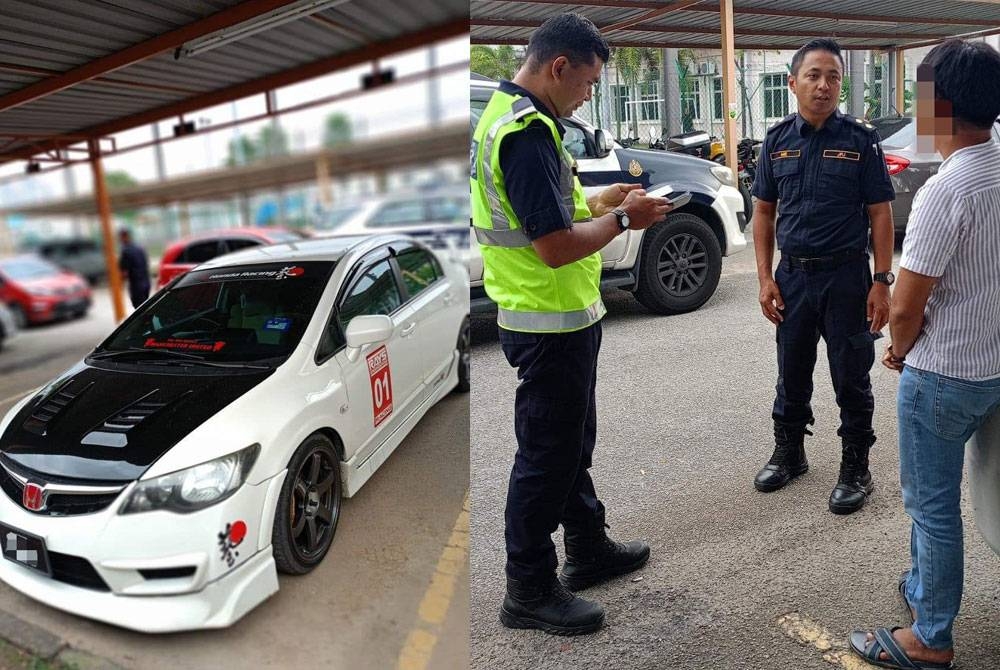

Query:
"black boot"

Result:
[[559, 529, 650, 591], [829, 438, 875, 514], [754, 422, 811, 492], [499, 575, 605, 635]]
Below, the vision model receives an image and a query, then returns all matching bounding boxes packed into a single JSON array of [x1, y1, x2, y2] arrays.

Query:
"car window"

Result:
[[563, 123, 589, 159], [338, 259, 402, 327], [368, 200, 426, 228], [181, 240, 222, 264], [470, 98, 488, 133], [0, 257, 61, 280], [427, 196, 470, 224], [225, 239, 262, 253], [97, 262, 334, 364], [396, 248, 441, 298]]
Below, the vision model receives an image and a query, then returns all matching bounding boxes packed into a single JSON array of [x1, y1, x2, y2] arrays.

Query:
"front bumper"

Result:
[[712, 184, 748, 256], [0, 470, 285, 632]]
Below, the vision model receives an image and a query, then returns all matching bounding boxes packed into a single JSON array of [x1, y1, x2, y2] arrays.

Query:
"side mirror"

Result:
[[594, 129, 613, 158], [344, 314, 394, 362]]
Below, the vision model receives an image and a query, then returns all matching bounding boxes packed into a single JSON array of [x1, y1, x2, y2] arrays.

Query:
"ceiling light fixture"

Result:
[[175, 0, 353, 59]]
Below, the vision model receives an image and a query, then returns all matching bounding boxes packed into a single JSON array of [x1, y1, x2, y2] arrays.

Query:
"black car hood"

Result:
[[0, 362, 273, 482], [579, 147, 721, 198]]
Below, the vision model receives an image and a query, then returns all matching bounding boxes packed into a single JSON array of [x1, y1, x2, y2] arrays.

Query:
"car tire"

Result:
[[272, 434, 343, 575], [455, 317, 470, 394], [633, 213, 722, 315]]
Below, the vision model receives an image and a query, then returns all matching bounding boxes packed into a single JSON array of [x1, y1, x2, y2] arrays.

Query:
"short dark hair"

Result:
[[790, 38, 844, 75], [525, 13, 610, 73], [919, 39, 1000, 130]]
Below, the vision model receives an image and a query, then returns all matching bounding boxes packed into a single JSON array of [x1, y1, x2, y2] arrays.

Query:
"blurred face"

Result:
[[549, 56, 602, 118], [789, 50, 842, 121], [915, 64, 956, 151]]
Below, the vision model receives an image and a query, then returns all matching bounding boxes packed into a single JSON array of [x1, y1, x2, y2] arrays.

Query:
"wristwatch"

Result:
[[874, 271, 895, 286], [612, 208, 630, 232]]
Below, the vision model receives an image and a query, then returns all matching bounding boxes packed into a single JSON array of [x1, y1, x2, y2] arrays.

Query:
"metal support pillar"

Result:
[[88, 139, 126, 323]]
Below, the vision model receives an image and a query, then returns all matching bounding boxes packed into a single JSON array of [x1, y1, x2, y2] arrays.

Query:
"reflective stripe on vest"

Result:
[[474, 227, 531, 248], [497, 299, 607, 333]]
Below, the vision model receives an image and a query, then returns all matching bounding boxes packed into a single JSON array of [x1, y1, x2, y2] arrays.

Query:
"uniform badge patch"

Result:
[[770, 149, 801, 160], [822, 149, 860, 161], [628, 159, 643, 177]]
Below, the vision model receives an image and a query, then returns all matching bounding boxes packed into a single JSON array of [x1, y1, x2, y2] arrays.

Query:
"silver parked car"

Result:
[[875, 117, 1000, 234]]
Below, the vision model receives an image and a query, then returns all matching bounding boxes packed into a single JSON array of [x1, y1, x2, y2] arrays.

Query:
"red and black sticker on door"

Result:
[[366, 345, 393, 427]]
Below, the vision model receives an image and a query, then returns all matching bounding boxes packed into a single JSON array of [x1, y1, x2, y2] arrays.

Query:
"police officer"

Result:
[[751, 38, 895, 514], [471, 14, 672, 635]]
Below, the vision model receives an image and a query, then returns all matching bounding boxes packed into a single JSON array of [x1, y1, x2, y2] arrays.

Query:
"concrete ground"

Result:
[[470, 238, 1000, 669], [0, 288, 469, 670]]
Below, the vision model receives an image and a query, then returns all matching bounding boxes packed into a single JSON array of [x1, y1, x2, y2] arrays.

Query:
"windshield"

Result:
[[96, 261, 334, 364], [0, 257, 62, 280]]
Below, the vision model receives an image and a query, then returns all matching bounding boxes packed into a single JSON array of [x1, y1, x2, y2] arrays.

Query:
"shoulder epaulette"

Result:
[[844, 115, 876, 131], [766, 113, 797, 134]]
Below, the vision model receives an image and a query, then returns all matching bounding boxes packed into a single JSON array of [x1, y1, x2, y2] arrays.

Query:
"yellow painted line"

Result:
[[776, 612, 877, 669], [398, 492, 469, 670]]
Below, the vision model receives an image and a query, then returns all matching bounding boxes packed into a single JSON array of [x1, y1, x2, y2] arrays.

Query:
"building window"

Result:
[[681, 78, 701, 124], [712, 77, 724, 120], [611, 83, 631, 124], [639, 81, 659, 121], [762, 73, 789, 119]]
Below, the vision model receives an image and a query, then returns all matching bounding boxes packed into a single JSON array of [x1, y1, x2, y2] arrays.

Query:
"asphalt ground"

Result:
[[469, 239, 1000, 670], [0, 288, 469, 670]]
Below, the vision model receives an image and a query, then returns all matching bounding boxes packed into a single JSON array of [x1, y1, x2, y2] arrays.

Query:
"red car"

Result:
[[0, 255, 92, 326], [156, 227, 306, 288]]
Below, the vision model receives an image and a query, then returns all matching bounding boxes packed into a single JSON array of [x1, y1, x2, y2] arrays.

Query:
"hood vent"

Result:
[[85, 390, 191, 447], [23, 380, 94, 436]]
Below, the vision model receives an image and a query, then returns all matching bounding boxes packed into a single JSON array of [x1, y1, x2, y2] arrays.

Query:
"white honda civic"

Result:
[[0, 234, 470, 632]]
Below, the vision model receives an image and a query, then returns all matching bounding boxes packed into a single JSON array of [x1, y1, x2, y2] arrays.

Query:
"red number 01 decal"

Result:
[[366, 345, 393, 427]]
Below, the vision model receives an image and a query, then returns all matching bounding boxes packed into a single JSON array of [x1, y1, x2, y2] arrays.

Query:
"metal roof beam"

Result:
[[0, 0, 302, 114], [479, 0, 999, 27], [471, 36, 903, 50], [0, 19, 469, 165], [472, 18, 952, 40], [601, 0, 703, 34]]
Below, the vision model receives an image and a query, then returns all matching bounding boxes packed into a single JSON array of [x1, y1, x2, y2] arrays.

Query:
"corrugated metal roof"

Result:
[[0, 0, 468, 164], [471, 0, 1000, 50]]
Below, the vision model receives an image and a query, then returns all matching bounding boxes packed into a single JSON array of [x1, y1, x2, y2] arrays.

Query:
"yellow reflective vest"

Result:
[[471, 89, 606, 333]]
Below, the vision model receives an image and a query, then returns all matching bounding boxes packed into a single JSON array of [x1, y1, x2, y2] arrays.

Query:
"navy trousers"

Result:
[[499, 321, 605, 583], [772, 256, 876, 443]]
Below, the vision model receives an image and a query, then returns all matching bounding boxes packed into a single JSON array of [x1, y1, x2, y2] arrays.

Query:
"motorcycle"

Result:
[[736, 137, 761, 221]]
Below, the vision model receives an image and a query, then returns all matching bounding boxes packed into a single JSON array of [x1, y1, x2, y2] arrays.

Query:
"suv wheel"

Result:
[[633, 213, 722, 315]]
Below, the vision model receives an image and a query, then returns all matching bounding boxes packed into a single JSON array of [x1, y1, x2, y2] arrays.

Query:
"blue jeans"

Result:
[[897, 366, 1000, 649]]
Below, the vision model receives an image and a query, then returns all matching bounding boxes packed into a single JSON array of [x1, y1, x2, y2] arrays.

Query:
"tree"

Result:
[[471, 45, 522, 81], [225, 125, 290, 166], [258, 125, 289, 158], [104, 170, 137, 190], [323, 113, 352, 147], [103, 171, 138, 222]]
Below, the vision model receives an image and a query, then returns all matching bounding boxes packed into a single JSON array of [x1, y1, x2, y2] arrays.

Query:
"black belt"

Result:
[[782, 249, 867, 272]]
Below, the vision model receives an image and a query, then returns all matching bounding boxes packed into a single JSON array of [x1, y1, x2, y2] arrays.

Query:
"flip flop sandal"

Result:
[[898, 570, 916, 625], [849, 627, 954, 670]]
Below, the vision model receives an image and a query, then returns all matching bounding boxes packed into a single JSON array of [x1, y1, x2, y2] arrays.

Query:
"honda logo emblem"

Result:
[[22, 483, 46, 512]]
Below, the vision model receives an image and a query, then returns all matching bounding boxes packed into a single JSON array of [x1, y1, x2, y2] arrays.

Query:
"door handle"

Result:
[[400, 323, 416, 337]]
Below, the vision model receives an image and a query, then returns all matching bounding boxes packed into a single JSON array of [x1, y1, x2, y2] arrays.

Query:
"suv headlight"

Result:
[[710, 165, 736, 187], [119, 444, 259, 514]]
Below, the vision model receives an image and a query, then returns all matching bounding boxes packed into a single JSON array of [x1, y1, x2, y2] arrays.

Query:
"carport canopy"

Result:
[[0, 0, 467, 320], [471, 0, 1000, 195]]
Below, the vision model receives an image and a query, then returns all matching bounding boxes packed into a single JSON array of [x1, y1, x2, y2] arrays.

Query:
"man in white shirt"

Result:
[[850, 39, 1000, 670]]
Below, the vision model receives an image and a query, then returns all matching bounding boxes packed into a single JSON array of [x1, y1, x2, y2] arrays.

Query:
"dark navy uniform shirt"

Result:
[[751, 111, 895, 256], [118, 242, 150, 287], [495, 81, 572, 241]]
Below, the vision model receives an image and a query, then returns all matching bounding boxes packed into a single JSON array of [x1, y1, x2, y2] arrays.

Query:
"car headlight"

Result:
[[28, 287, 56, 297], [710, 165, 736, 187], [119, 444, 260, 514]]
